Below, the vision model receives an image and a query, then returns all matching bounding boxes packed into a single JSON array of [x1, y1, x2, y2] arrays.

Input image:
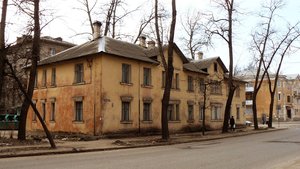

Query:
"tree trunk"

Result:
[[0, 0, 8, 103], [252, 92, 259, 129], [6, 61, 56, 148], [222, 85, 235, 133], [222, 0, 235, 133], [202, 84, 207, 135], [268, 91, 275, 128], [161, 67, 173, 140], [18, 0, 40, 140]]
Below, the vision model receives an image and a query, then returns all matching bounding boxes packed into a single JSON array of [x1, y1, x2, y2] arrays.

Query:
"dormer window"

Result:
[[49, 48, 56, 56]]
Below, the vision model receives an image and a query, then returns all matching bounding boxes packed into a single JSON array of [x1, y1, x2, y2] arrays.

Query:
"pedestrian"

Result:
[[262, 115, 266, 125], [230, 116, 235, 131]]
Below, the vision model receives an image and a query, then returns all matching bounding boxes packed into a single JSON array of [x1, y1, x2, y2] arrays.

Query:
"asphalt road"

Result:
[[1, 127, 300, 169]]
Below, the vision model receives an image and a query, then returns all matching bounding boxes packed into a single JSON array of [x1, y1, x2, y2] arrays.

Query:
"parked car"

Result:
[[245, 120, 252, 126]]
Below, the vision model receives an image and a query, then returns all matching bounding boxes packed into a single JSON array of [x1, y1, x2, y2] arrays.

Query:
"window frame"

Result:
[[168, 103, 180, 121], [211, 104, 222, 120], [51, 67, 56, 86], [50, 100, 56, 122], [210, 81, 222, 95], [41, 101, 46, 121], [42, 69, 47, 87], [121, 101, 131, 122], [75, 101, 83, 122], [143, 67, 152, 86], [74, 63, 84, 84], [187, 76, 194, 92], [187, 104, 194, 122], [143, 102, 151, 121], [121, 63, 131, 84]]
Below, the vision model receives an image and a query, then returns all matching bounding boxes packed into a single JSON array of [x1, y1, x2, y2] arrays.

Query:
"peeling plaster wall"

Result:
[[27, 50, 246, 135]]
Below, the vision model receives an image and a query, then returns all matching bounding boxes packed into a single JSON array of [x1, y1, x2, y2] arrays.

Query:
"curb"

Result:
[[0, 128, 287, 159]]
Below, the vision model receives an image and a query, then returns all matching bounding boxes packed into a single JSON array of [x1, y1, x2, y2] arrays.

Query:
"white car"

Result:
[[245, 121, 252, 126]]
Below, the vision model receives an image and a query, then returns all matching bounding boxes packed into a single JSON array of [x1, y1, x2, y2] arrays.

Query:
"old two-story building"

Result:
[[242, 71, 300, 122], [27, 22, 246, 135], [0, 35, 75, 112]]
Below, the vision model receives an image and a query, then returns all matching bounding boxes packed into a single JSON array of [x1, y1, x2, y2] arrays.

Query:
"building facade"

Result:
[[0, 36, 75, 112], [242, 72, 300, 122], [27, 25, 246, 135]]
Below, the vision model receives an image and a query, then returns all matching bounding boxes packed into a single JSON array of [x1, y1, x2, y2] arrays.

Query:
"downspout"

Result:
[[87, 57, 96, 136], [138, 62, 141, 134]]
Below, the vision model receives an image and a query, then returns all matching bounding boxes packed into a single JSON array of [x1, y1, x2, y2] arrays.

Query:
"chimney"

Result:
[[196, 51, 203, 60], [92, 21, 102, 40], [139, 34, 146, 48], [147, 40, 155, 48]]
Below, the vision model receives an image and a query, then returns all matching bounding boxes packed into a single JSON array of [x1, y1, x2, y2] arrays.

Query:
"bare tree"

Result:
[[76, 0, 98, 34], [205, 0, 236, 133], [6, 61, 56, 148], [263, 25, 300, 128], [16, 0, 41, 140], [181, 11, 210, 59], [155, 0, 177, 140], [249, 0, 298, 129], [102, 0, 138, 39], [133, 12, 155, 44]]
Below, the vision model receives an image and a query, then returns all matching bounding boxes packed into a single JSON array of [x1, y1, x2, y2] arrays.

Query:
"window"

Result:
[[236, 106, 240, 120], [235, 86, 240, 97], [75, 63, 84, 83], [168, 103, 180, 121], [199, 104, 204, 120], [210, 81, 222, 94], [143, 103, 151, 121], [172, 73, 180, 89], [122, 64, 131, 84], [143, 68, 151, 86], [34, 73, 38, 88], [162, 72, 179, 89], [211, 104, 222, 120], [49, 48, 56, 56], [50, 101, 55, 121], [277, 80, 281, 87], [32, 101, 37, 121], [51, 68, 56, 86], [214, 62, 218, 72], [42, 101, 46, 121], [188, 104, 194, 121], [162, 71, 166, 87], [278, 93, 281, 101], [287, 95, 291, 103], [75, 101, 83, 121], [121, 101, 130, 121], [187, 76, 194, 91], [199, 78, 205, 93], [42, 69, 47, 87]]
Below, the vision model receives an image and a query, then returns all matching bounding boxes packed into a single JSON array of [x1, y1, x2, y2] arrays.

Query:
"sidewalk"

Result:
[[0, 127, 285, 158]]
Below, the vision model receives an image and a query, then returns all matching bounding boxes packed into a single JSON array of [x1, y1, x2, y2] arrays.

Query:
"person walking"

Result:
[[230, 116, 235, 131]]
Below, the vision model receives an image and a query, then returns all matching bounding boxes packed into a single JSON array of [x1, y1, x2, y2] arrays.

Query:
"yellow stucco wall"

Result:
[[27, 49, 246, 135]]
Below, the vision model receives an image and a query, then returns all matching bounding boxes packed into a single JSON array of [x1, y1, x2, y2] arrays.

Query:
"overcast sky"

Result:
[[5, 0, 300, 75]]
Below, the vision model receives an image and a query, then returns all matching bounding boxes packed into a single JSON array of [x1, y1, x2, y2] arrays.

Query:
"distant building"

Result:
[[26, 22, 246, 135], [0, 35, 75, 113], [240, 70, 300, 122]]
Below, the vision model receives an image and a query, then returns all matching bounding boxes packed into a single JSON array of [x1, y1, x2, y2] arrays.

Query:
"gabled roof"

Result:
[[183, 57, 228, 73], [38, 37, 159, 66], [143, 43, 189, 64], [183, 62, 209, 75]]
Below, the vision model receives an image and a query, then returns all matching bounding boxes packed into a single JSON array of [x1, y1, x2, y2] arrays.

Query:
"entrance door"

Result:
[[287, 109, 292, 119]]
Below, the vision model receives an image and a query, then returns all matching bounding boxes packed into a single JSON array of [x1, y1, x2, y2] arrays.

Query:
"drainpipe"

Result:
[[138, 62, 141, 134]]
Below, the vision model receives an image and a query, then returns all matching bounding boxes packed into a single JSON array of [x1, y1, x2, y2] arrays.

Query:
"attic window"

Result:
[[214, 63, 218, 72], [49, 48, 56, 56]]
